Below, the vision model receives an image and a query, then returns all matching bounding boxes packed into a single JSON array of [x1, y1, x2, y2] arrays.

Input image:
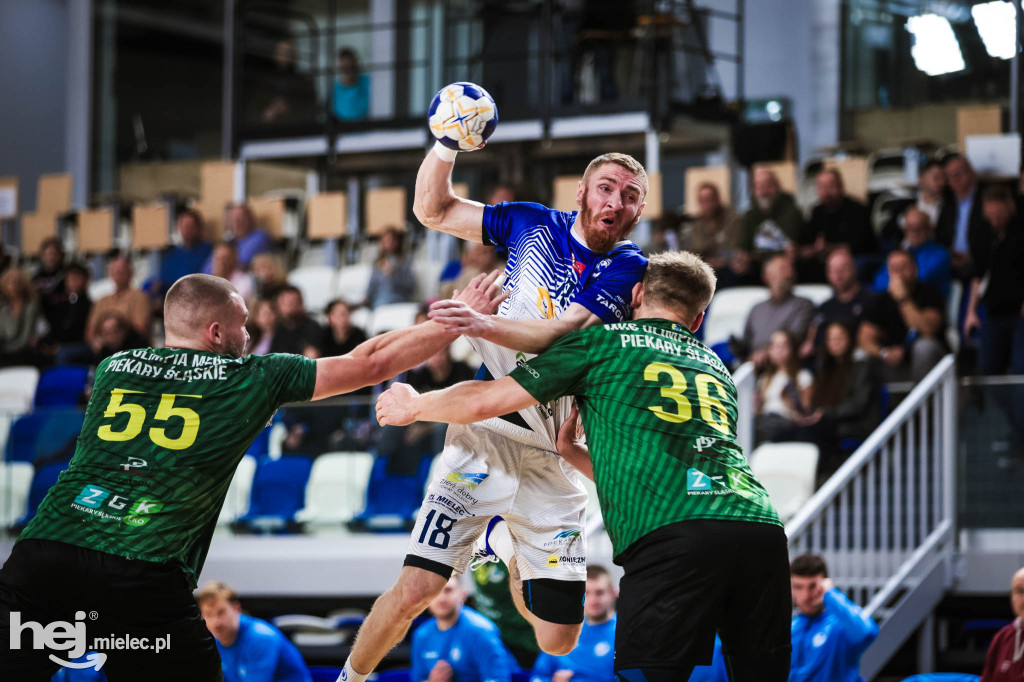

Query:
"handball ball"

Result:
[[428, 82, 498, 151]]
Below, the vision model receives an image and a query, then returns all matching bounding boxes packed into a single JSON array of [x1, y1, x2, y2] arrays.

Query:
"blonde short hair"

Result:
[[582, 153, 649, 198], [643, 251, 717, 320], [196, 580, 239, 607]]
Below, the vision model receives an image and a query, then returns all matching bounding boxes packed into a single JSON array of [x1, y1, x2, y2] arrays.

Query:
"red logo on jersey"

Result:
[[571, 254, 586, 276]]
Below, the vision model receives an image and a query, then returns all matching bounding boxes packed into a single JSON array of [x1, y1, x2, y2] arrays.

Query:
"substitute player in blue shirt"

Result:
[[198, 581, 311, 682], [411, 575, 515, 682], [789, 554, 878, 682], [531, 565, 617, 682], [340, 136, 649, 682]]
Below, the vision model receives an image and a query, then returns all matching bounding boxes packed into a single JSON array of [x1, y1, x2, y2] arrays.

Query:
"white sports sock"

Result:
[[488, 518, 515, 565], [338, 659, 368, 682]]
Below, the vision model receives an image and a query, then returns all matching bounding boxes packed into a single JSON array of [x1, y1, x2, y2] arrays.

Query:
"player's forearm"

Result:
[[481, 316, 576, 354], [558, 440, 594, 481], [353, 321, 451, 382], [413, 377, 536, 425], [413, 148, 455, 228]]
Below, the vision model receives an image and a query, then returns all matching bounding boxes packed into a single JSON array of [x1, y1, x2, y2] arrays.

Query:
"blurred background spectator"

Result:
[[734, 255, 814, 366], [739, 167, 803, 262], [798, 168, 876, 283], [269, 285, 323, 355], [256, 37, 316, 126], [210, 242, 255, 303], [246, 297, 279, 356], [222, 203, 273, 270], [802, 247, 874, 358], [250, 252, 288, 301], [0, 268, 41, 367], [754, 329, 814, 444], [31, 237, 66, 329], [873, 207, 951, 301], [85, 255, 150, 346], [149, 209, 212, 302], [938, 154, 989, 282], [332, 47, 370, 121], [319, 299, 367, 357], [365, 227, 416, 309], [41, 262, 92, 364], [678, 182, 739, 274]]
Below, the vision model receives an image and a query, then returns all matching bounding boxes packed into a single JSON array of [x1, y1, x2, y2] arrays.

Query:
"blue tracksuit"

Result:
[[788, 589, 879, 682], [411, 606, 515, 682], [530, 615, 616, 682], [216, 614, 311, 682]]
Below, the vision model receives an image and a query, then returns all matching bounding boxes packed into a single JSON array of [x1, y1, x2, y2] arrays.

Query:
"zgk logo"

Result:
[[73, 485, 163, 526], [8, 611, 105, 670]]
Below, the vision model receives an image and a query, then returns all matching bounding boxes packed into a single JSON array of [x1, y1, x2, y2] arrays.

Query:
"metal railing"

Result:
[[786, 354, 958, 679]]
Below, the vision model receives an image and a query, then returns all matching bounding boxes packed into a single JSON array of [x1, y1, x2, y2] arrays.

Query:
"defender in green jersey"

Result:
[[377, 252, 792, 682], [1, 271, 504, 681]]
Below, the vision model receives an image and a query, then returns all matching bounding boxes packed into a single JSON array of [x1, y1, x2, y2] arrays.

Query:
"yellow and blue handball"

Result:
[[428, 82, 498, 151]]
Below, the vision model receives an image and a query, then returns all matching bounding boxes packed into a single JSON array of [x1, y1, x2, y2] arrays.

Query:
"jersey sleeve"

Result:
[[481, 202, 552, 251], [571, 250, 647, 324], [256, 353, 318, 404], [241, 624, 285, 682], [529, 653, 558, 682], [508, 332, 590, 404], [472, 625, 514, 682]]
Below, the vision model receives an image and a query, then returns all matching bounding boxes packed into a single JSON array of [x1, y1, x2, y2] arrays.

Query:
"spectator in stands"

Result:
[[734, 255, 815, 366], [0, 268, 41, 367], [246, 297, 278, 356], [880, 159, 953, 250], [858, 249, 947, 382], [439, 242, 502, 300], [365, 226, 417, 309], [472, 561, 540, 670], [197, 581, 312, 682], [332, 47, 370, 121], [410, 575, 515, 682], [41, 263, 92, 362], [211, 241, 255, 303], [798, 169, 876, 282], [965, 186, 1024, 376], [150, 209, 213, 302], [754, 329, 814, 444], [320, 299, 368, 357], [269, 285, 324, 355], [796, 321, 881, 484], [789, 553, 878, 682], [739, 167, 804, 262], [643, 214, 681, 257], [259, 37, 316, 126], [531, 564, 617, 682], [250, 252, 288, 301], [873, 207, 951, 301], [86, 255, 150, 346], [32, 236, 66, 331], [802, 247, 875, 356], [227, 204, 273, 269], [679, 182, 740, 274], [980, 565, 1024, 682], [938, 154, 990, 280], [91, 311, 147, 362]]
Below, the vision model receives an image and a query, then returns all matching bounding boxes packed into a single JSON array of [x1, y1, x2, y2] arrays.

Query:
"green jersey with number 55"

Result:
[[508, 319, 781, 559], [20, 348, 316, 587]]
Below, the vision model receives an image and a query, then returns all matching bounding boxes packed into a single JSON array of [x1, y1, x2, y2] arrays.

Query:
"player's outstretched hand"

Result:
[[450, 268, 508, 316], [376, 382, 420, 426]]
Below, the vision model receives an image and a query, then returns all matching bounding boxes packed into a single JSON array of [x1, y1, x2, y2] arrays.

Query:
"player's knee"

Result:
[[534, 622, 581, 656], [394, 571, 446, 615]]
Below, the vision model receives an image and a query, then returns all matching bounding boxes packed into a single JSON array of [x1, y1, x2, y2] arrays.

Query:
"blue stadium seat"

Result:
[[348, 455, 432, 533], [308, 667, 341, 682], [34, 365, 91, 409], [13, 460, 71, 530], [235, 455, 313, 534], [245, 423, 273, 457], [4, 409, 84, 463], [710, 341, 734, 368]]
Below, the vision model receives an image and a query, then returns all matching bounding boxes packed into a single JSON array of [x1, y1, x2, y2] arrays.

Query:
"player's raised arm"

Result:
[[311, 270, 505, 400], [412, 147, 486, 242]]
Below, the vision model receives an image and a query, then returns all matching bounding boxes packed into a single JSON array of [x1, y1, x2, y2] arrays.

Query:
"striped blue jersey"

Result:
[[477, 201, 647, 450]]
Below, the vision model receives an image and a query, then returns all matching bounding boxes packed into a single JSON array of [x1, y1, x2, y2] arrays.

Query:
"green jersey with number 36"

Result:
[[508, 319, 781, 559], [20, 348, 316, 587]]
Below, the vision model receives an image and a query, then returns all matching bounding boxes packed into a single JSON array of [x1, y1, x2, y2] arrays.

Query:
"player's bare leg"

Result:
[[477, 518, 582, 656], [339, 566, 448, 682]]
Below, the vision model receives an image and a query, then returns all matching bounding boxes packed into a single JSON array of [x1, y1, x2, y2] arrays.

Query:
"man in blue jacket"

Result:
[[411, 575, 515, 682], [789, 553, 878, 682], [198, 581, 311, 682]]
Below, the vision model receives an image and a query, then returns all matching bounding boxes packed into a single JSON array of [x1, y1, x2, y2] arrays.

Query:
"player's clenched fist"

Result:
[[376, 382, 421, 426]]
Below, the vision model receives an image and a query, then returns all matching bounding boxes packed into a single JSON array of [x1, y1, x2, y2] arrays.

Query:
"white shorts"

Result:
[[406, 421, 588, 583]]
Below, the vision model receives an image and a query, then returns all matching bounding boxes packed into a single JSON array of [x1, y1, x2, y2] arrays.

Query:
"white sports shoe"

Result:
[[467, 515, 506, 572]]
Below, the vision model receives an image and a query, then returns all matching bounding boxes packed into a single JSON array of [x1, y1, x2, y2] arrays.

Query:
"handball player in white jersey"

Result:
[[338, 143, 648, 682]]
